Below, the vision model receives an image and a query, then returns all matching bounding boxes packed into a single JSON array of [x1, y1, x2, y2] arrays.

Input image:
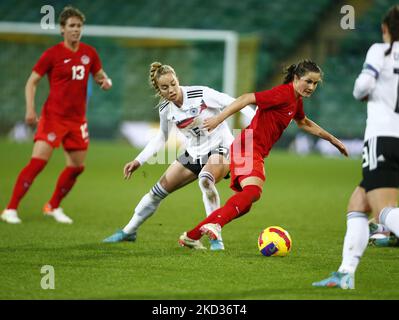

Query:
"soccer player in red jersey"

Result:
[[178, 60, 349, 249], [1, 6, 112, 224]]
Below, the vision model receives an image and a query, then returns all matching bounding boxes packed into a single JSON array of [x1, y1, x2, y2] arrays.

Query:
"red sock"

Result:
[[7, 158, 48, 210], [48, 166, 84, 209], [187, 185, 262, 240]]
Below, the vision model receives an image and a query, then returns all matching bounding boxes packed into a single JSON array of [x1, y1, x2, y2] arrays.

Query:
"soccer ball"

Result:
[[258, 226, 292, 257]]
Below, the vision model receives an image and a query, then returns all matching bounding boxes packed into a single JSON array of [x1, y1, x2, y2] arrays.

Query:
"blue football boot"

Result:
[[369, 234, 399, 247], [312, 272, 354, 289], [210, 239, 225, 251], [103, 230, 136, 243]]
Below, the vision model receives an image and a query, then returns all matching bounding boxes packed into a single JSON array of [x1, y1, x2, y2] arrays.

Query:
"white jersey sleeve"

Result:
[[203, 86, 256, 121], [202, 86, 235, 108], [239, 105, 257, 121], [353, 73, 377, 100], [362, 43, 385, 78], [353, 44, 383, 100], [134, 106, 169, 165]]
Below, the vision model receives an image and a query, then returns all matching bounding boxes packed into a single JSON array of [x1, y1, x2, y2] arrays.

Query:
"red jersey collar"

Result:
[[61, 41, 80, 53]]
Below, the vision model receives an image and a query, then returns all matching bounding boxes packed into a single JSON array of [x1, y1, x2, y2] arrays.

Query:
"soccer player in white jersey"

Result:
[[313, 5, 399, 289], [103, 62, 255, 250]]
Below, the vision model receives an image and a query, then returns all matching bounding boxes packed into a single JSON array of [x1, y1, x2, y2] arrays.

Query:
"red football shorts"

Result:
[[229, 133, 266, 192], [34, 116, 89, 151]]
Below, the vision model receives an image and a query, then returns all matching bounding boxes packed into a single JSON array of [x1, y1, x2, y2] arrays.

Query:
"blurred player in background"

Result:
[[178, 60, 348, 249], [1, 6, 112, 224], [313, 5, 399, 289], [103, 61, 255, 250]]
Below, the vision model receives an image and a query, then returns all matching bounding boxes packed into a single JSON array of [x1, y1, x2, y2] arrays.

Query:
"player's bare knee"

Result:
[[347, 196, 371, 213], [158, 177, 171, 193], [347, 202, 369, 214], [347, 187, 369, 213]]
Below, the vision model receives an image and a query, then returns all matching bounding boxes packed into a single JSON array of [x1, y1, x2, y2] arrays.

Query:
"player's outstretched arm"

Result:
[[295, 116, 349, 157], [94, 69, 112, 90], [203, 93, 256, 132], [25, 71, 42, 126]]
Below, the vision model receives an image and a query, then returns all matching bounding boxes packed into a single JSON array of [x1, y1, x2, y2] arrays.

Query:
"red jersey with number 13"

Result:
[[33, 42, 102, 121]]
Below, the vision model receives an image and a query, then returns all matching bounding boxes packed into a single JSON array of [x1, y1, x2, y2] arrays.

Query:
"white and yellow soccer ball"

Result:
[[258, 226, 292, 257]]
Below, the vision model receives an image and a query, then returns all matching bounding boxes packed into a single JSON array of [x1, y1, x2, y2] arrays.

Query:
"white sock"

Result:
[[373, 223, 390, 233], [379, 207, 399, 236], [198, 171, 223, 243], [198, 171, 220, 216], [123, 182, 168, 234], [338, 211, 369, 275]]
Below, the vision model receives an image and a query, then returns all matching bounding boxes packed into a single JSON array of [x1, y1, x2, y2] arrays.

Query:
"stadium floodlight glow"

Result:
[[0, 22, 238, 97]]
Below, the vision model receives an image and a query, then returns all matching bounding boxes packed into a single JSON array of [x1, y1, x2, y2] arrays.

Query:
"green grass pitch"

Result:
[[0, 138, 398, 300]]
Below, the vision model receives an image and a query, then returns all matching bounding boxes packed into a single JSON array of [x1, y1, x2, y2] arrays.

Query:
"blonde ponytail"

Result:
[[149, 62, 162, 95]]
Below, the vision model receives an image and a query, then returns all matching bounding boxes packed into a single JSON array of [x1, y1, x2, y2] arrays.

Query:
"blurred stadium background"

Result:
[[0, 0, 397, 148], [2, 1, 399, 300]]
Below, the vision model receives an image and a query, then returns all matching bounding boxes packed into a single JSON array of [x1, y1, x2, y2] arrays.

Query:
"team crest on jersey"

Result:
[[47, 132, 56, 142], [176, 100, 208, 129], [186, 100, 208, 117], [189, 108, 199, 116], [81, 55, 90, 65]]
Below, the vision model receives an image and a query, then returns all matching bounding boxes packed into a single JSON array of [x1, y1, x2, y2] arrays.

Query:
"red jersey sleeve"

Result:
[[254, 85, 290, 110], [294, 98, 305, 120], [90, 48, 102, 76], [32, 49, 53, 76]]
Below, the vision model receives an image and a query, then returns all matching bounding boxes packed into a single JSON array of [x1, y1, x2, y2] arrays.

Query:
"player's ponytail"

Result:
[[283, 60, 323, 84], [148, 62, 177, 97], [383, 5, 399, 56], [283, 64, 298, 84], [149, 62, 163, 95]]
